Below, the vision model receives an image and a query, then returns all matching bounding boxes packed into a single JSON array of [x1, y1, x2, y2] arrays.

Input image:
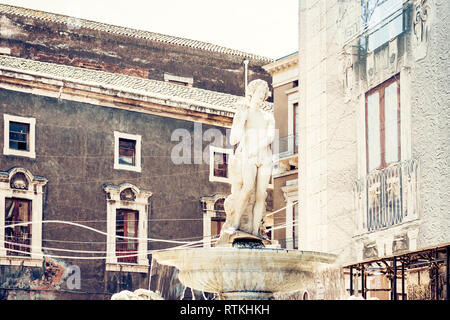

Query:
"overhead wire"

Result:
[[0, 199, 298, 259], [2, 234, 220, 260]]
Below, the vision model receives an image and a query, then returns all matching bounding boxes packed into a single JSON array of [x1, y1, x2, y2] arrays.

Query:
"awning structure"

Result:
[[343, 242, 450, 300]]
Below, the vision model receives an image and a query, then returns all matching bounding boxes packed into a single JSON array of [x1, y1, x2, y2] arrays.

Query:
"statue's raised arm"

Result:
[[229, 97, 250, 146]]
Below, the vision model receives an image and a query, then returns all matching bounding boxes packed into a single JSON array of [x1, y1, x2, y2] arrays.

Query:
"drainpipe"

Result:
[[393, 257, 398, 300], [401, 259, 405, 300], [349, 266, 354, 296], [243, 59, 249, 95], [361, 266, 365, 299], [446, 246, 449, 300], [435, 250, 439, 300]]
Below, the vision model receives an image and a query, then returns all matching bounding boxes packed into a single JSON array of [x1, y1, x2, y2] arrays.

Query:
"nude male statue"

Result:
[[223, 79, 275, 237]]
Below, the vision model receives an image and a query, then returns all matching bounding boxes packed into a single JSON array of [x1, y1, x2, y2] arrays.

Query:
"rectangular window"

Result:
[[209, 147, 232, 183], [114, 131, 141, 172], [116, 209, 138, 264], [118, 138, 136, 166], [211, 217, 225, 247], [3, 114, 36, 158], [366, 76, 400, 172], [361, 0, 404, 51], [9, 122, 30, 151], [211, 218, 225, 238], [293, 103, 299, 153], [213, 152, 228, 178], [5, 198, 31, 257]]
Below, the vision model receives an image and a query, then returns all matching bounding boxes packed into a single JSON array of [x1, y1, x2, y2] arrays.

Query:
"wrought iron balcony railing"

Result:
[[354, 159, 420, 233]]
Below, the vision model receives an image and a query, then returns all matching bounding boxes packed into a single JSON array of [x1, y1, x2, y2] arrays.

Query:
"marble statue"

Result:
[[219, 79, 275, 244]]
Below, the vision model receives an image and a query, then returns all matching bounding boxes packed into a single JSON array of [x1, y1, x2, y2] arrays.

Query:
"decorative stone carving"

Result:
[[412, 0, 432, 61], [388, 38, 398, 67], [218, 79, 275, 243], [392, 234, 409, 253], [366, 51, 375, 83], [340, 47, 356, 102], [120, 188, 136, 201], [10, 172, 29, 190], [363, 242, 378, 259]]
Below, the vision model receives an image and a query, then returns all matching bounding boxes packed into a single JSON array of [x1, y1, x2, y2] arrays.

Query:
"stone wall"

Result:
[[299, 0, 450, 269], [298, 0, 357, 262], [408, 0, 450, 248]]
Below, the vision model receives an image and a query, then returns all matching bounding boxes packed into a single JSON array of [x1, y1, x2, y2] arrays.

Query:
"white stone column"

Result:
[[138, 203, 148, 266], [31, 185, 44, 260], [203, 205, 214, 248], [106, 200, 117, 264], [285, 199, 294, 250]]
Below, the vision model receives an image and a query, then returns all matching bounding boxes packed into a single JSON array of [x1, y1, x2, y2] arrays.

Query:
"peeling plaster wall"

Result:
[[0, 257, 71, 300]]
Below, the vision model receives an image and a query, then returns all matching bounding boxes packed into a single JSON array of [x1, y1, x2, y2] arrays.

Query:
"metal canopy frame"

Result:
[[344, 242, 450, 300]]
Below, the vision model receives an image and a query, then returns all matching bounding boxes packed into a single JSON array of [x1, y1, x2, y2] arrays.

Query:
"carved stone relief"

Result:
[[363, 242, 378, 259], [120, 188, 136, 201], [412, 0, 432, 61], [340, 50, 354, 102], [10, 172, 29, 190], [392, 234, 409, 253]]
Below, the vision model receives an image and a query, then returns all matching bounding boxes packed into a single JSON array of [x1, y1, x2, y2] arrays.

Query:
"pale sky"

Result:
[[0, 0, 298, 59]]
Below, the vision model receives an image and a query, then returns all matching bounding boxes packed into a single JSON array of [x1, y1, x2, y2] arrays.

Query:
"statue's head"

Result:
[[246, 79, 269, 104]]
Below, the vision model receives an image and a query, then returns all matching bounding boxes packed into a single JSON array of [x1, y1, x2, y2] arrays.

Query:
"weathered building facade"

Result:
[[298, 0, 449, 299], [0, 4, 272, 97], [0, 4, 273, 300], [263, 52, 299, 249]]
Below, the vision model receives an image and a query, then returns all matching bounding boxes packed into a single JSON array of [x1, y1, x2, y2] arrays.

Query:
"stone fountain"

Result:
[[152, 79, 337, 300]]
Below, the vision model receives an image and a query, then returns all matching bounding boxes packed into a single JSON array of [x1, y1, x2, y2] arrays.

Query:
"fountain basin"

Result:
[[152, 247, 337, 299]]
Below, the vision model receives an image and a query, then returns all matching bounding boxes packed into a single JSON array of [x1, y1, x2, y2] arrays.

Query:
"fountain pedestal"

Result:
[[152, 245, 336, 300], [216, 228, 272, 248]]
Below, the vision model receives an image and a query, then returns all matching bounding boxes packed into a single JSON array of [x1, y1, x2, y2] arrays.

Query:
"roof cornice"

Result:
[[0, 55, 273, 126], [263, 53, 299, 75]]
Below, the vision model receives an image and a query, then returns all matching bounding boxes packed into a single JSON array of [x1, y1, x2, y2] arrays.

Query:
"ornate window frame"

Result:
[[103, 183, 152, 273], [0, 167, 47, 266], [3, 114, 36, 159], [113, 131, 142, 173], [201, 194, 227, 248]]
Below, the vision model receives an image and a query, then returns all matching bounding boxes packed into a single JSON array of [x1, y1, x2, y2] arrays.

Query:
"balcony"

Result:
[[273, 134, 298, 175], [354, 159, 420, 234]]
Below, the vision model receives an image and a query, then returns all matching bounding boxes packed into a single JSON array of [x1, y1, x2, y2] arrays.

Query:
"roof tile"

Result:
[[0, 55, 273, 116]]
